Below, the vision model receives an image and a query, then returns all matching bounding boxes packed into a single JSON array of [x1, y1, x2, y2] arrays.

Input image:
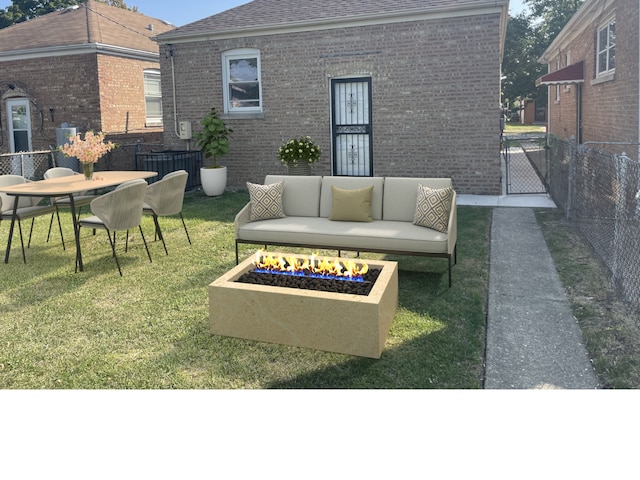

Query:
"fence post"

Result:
[[612, 152, 629, 289], [567, 136, 576, 220]]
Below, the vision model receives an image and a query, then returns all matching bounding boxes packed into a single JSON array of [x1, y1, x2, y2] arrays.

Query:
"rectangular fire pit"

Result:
[[209, 253, 398, 359]]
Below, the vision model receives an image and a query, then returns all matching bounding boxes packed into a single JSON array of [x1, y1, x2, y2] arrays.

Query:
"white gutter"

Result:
[[0, 43, 160, 63]]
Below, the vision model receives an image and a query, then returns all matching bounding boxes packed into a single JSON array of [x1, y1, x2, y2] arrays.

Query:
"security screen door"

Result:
[[331, 77, 373, 176]]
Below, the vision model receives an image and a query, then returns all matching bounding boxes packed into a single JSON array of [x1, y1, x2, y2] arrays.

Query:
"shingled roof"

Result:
[[157, 0, 508, 42], [0, 0, 174, 55]]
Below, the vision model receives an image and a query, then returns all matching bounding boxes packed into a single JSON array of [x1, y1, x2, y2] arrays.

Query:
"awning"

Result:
[[535, 61, 584, 86]]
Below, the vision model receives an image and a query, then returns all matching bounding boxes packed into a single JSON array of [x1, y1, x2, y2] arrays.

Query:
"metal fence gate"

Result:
[[502, 134, 549, 194], [331, 77, 373, 176]]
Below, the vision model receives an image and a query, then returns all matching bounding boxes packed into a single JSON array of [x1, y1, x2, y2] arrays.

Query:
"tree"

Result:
[[0, 0, 136, 29], [525, 0, 584, 46], [502, 12, 544, 105], [502, 0, 584, 107]]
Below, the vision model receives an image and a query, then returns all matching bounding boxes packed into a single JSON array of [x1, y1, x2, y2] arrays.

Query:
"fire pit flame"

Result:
[[252, 250, 368, 282]]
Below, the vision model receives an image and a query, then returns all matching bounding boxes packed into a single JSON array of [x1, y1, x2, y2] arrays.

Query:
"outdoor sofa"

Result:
[[234, 175, 457, 286]]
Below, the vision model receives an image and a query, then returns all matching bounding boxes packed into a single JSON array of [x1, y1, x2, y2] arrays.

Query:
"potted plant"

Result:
[[278, 136, 321, 175], [194, 107, 232, 196]]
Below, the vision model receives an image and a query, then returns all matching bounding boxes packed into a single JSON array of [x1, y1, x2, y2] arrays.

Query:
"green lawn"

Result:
[[0, 191, 491, 389], [504, 123, 546, 134]]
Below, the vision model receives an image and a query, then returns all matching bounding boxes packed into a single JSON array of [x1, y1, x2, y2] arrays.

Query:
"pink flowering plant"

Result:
[[60, 131, 117, 164], [278, 136, 321, 166]]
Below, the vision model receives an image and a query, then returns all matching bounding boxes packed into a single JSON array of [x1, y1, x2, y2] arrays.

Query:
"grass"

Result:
[[535, 209, 640, 388], [504, 123, 546, 134], [0, 192, 492, 389]]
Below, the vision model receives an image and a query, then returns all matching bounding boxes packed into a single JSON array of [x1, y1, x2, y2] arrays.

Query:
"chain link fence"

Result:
[[548, 136, 640, 309], [0, 151, 55, 180]]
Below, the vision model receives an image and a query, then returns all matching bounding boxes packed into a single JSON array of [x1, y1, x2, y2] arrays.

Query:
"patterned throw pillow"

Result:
[[247, 181, 286, 222], [413, 184, 453, 233]]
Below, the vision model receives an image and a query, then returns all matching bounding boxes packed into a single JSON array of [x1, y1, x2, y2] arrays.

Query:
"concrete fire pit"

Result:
[[209, 253, 398, 358]]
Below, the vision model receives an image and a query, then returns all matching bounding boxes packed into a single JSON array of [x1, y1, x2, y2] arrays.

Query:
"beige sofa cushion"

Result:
[[237, 217, 449, 254], [320, 176, 384, 219], [265, 175, 322, 217], [329, 186, 373, 222], [383, 177, 453, 221]]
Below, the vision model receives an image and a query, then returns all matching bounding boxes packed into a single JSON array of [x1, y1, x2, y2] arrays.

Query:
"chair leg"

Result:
[[106, 229, 123, 277], [47, 212, 55, 243], [56, 209, 65, 250], [153, 215, 168, 255], [111, 231, 117, 256], [17, 220, 27, 263], [27, 218, 35, 248], [179, 213, 192, 245], [46, 208, 65, 250], [139, 225, 152, 263], [75, 224, 82, 273]]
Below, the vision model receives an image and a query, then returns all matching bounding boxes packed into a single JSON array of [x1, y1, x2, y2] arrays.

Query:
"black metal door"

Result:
[[331, 78, 373, 176]]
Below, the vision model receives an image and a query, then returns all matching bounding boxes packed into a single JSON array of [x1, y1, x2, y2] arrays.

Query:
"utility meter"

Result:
[[178, 121, 192, 140]]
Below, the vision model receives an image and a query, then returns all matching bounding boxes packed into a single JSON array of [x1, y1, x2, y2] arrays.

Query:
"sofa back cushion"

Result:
[[265, 175, 322, 217], [383, 177, 453, 221], [320, 176, 384, 220]]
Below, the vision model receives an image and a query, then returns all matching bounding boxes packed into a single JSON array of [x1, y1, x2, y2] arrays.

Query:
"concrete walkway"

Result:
[[483, 207, 599, 389]]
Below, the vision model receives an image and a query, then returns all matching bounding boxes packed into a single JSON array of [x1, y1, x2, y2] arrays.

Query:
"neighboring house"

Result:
[[537, 0, 639, 156], [0, 0, 174, 171], [155, 0, 509, 195]]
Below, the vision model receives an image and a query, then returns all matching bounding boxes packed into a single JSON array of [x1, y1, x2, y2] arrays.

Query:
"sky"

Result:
[[0, 0, 530, 27]]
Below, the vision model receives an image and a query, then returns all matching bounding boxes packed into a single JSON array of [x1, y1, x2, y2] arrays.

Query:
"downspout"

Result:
[[168, 45, 180, 139], [638, 4, 640, 162]]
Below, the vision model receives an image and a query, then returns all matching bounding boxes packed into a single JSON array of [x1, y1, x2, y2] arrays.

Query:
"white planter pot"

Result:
[[201, 166, 227, 196]]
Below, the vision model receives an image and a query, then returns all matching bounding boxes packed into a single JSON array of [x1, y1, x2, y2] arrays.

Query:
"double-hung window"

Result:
[[144, 69, 163, 126], [596, 19, 616, 76], [222, 49, 262, 114]]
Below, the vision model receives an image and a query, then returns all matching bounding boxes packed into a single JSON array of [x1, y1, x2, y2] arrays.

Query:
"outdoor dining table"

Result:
[[0, 170, 157, 271]]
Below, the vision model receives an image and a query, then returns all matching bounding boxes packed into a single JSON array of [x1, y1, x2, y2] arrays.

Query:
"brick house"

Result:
[[537, 0, 639, 157], [155, 0, 509, 195], [0, 0, 174, 171]]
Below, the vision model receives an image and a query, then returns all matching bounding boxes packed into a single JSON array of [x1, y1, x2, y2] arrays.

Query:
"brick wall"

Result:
[[1, 52, 163, 157], [160, 13, 504, 195], [1, 54, 101, 153], [97, 55, 161, 134], [546, 0, 639, 155]]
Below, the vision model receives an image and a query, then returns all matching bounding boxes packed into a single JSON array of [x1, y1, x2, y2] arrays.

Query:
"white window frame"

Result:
[[596, 18, 616, 76], [222, 48, 262, 114], [144, 69, 163, 127]]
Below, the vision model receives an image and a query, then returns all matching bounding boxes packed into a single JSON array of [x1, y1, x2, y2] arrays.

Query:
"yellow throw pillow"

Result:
[[413, 184, 453, 233], [247, 181, 286, 222], [329, 185, 373, 222]]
